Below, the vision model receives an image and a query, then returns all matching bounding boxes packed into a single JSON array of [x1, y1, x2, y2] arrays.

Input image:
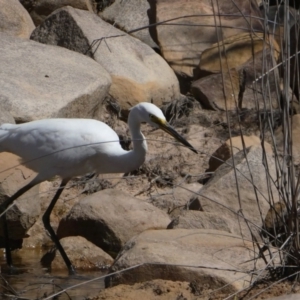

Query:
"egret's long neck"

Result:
[[100, 109, 148, 174], [126, 110, 148, 170]]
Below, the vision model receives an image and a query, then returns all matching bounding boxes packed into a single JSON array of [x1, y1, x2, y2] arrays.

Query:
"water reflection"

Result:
[[0, 248, 105, 300]]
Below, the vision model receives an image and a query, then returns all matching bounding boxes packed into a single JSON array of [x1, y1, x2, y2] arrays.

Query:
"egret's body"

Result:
[[0, 102, 196, 274], [0, 118, 146, 179]]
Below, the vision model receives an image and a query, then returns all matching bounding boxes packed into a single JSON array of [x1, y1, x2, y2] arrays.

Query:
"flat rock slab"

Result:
[[57, 189, 171, 254], [31, 6, 180, 111], [0, 33, 111, 122], [106, 229, 264, 292]]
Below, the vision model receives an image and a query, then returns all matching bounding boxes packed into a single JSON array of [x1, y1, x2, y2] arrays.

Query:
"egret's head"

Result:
[[134, 102, 166, 128], [131, 102, 197, 153]]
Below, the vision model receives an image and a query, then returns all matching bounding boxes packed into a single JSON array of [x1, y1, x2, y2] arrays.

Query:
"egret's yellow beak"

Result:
[[154, 118, 197, 154]]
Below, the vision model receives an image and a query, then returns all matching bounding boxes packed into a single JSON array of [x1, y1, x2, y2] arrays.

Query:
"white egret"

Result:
[[0, 102, 197, 274]]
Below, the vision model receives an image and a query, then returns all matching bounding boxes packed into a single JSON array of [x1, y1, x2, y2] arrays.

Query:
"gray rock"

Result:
[[0, 108, 15, 125], [31, 6, 180, 111], [26, 0, 96, 25], [0, 33, 111, 122], [99, 0, 158, 48]]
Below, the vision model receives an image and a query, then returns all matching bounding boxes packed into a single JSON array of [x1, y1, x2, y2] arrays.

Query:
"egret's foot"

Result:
[[2, 264, 22, 275], [68, 265, 76, 276]]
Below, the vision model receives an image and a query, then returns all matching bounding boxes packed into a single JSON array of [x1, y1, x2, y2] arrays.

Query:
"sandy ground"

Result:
[[89, 278, 300, 300]]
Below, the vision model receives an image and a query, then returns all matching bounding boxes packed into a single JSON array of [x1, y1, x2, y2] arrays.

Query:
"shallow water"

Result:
[[0, 248, 106, 300]]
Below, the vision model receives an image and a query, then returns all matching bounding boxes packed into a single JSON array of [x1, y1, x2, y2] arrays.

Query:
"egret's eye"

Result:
[[149, 114, 155, 120]]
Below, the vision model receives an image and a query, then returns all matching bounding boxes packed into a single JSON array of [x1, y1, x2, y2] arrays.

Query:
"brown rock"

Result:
[[106, 229, 265, 291], [207, 135, 273, 172], [199, 33, 279, 74], [191, 46, 280, 110], [148, 182, 202, 212], [41, 236, 113, 270], [262, 201, 287, 247], [168, 210, 231, 232], [196, 145, 279, 239], [0, 0, 35, 38], [156, 0, 263, 77], [57, 189, 171, 254], [22, 179, 82, 249], [0, 152, 40, 240]]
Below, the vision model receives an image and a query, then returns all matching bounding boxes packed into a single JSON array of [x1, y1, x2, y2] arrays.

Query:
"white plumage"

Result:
[[1, 118, 140, 179]]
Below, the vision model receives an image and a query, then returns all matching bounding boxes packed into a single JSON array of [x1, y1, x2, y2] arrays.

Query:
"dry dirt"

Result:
[[89, 278, 300, 300]]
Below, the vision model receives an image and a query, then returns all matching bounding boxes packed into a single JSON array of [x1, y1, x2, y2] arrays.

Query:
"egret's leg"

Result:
[[42, 178, 75, 275], [2, 214, 12, 266], [0, 177, 40, 268]]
